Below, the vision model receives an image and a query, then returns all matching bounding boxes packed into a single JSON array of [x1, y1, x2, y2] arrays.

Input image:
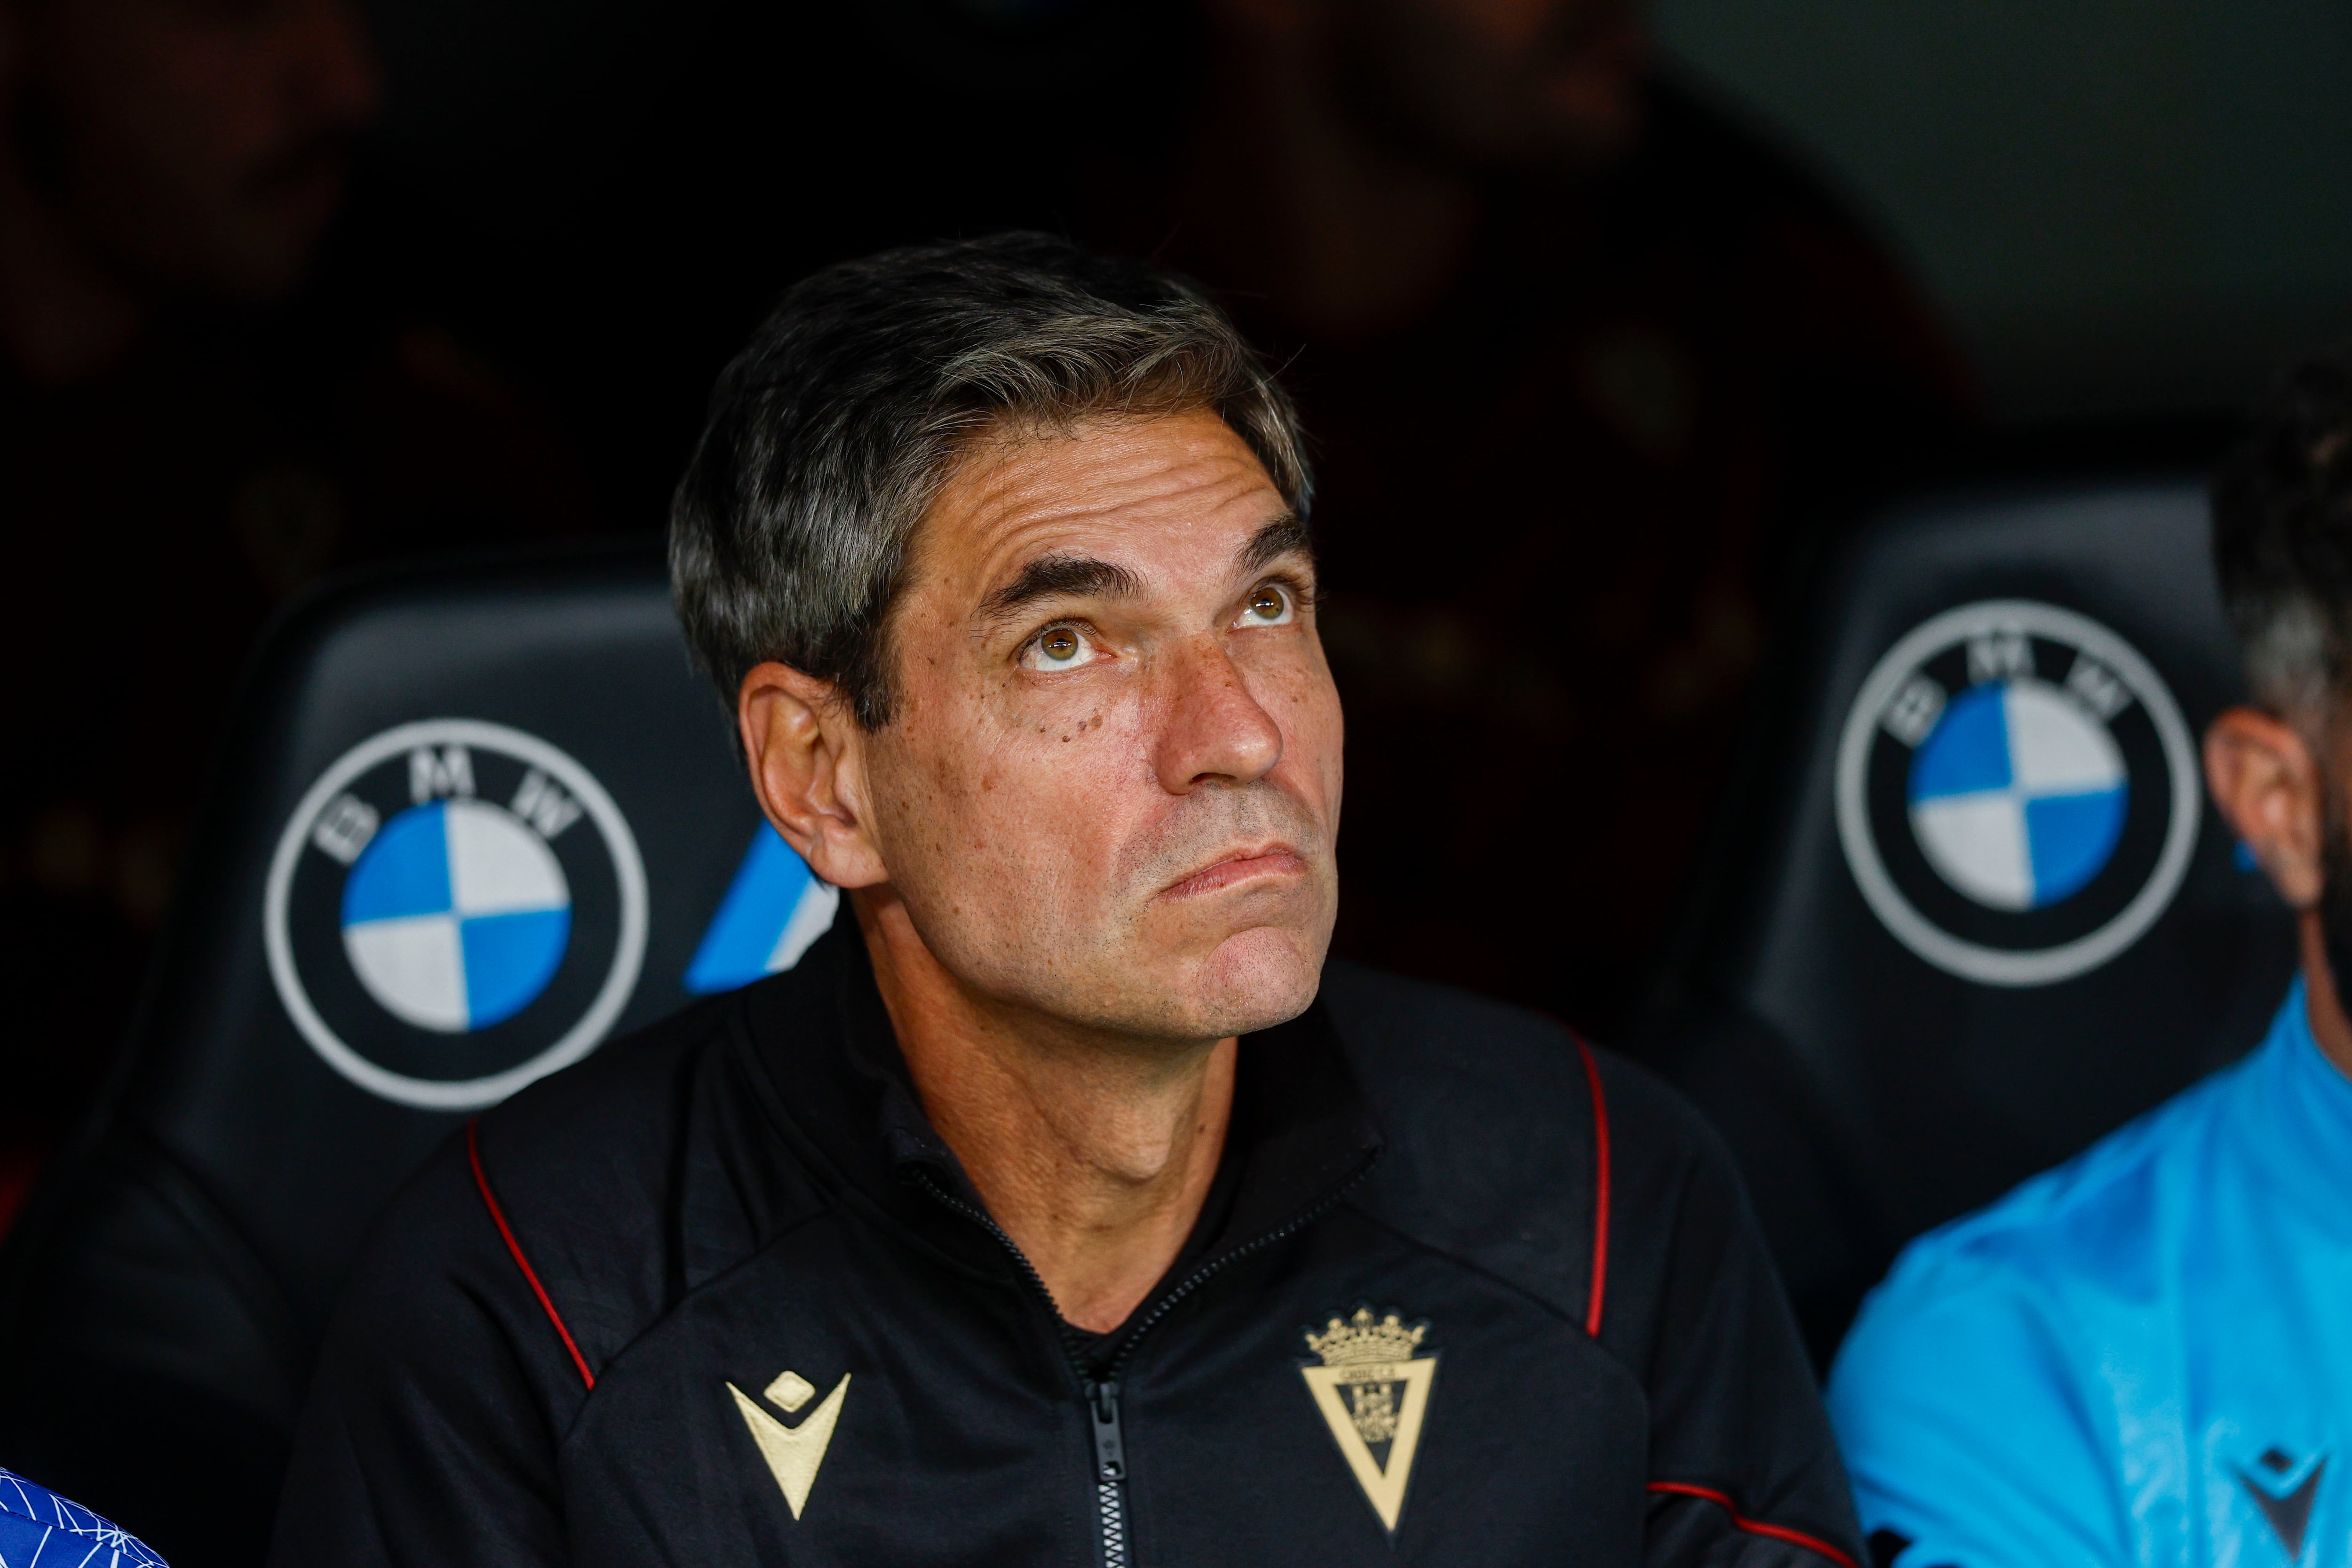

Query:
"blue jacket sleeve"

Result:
[[1826, 1240, 2131, 1568]]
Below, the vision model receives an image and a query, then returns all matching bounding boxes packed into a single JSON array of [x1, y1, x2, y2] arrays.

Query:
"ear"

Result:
[[739, 661, 889, 891], [2204, 706, 2327, 909]]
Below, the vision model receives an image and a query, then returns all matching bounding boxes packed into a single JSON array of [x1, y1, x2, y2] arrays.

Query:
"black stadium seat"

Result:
[[1649, 478, 2299, 1366], [0, 544, 840, 1568], [0, 486, 2298, 1560]]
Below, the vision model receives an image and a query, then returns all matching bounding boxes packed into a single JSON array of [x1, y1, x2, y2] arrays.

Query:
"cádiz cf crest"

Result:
[[1300, 1307, 1439, 1533]]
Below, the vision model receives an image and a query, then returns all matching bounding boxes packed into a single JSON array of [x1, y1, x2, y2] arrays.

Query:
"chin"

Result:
[[1187, 924, 1326, 1038]]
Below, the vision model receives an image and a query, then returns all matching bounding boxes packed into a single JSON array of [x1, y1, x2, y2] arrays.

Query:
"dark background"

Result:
[[8, 0, 2352, 1219], [352, 0, 2352, 517]]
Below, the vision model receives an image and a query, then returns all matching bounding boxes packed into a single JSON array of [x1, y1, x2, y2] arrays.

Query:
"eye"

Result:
[[1237, 582, 1295, 627], [1020, 623, 1104, 672]]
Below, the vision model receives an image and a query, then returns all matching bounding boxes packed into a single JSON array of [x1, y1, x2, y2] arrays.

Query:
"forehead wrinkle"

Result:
[[931, 412, 1290, 631]]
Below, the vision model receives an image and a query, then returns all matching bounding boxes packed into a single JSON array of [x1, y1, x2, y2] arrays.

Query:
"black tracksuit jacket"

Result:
[[270, 923, 1863, 1567]]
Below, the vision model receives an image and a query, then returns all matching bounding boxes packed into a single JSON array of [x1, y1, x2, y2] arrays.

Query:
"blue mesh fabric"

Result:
[[0, 1468, 168, 1568]]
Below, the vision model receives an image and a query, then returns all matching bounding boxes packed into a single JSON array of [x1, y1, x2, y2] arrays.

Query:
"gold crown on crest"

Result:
[[1305, 1307, 1427, 1367]]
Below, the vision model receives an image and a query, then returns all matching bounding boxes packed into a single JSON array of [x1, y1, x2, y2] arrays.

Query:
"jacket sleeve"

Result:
[[1825, 1240, 2126, 1568], [1598, 1059, 1867, 1568], [266, 1136, 581, 1568]]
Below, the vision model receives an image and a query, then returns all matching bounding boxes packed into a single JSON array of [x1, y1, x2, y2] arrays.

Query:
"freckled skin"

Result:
[[866, 410, 1343, 1041]]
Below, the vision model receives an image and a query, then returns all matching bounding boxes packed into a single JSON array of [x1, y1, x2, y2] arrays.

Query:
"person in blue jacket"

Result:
[[1827, 354, 2352, 1568], [0, 1467, 166, 1567]]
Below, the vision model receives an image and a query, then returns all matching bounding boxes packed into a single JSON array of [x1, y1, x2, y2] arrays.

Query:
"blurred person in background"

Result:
[[1092, 0, 1973, 1030], [1828, 357, 2352, 1568], [0, 0, 595, 1227]]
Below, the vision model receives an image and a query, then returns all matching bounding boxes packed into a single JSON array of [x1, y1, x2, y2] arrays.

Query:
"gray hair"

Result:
[[2214, 353, 2352, 730], [2238, 593, 2335, 725], [668, 233, 1313, 727]]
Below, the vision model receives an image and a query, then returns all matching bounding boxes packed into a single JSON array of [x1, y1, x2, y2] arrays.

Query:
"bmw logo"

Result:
[[1835, 600, 2200, 986], [265, 720, 648, 1109]]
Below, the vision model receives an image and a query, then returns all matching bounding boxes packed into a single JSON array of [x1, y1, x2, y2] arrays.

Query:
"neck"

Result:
[[853, 890, 1236, 1333], [2297, 910, 2352, 1080], [1170, 28, 1478, 339], [0, 142, 147, 384]]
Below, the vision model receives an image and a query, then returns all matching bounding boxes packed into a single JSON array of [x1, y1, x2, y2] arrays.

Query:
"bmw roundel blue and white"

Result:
[[340, 797, 573, 1033], [1906, 677, 2129, 911], [1836, 601, 2200, 987], [267, 720, 648, 1111]]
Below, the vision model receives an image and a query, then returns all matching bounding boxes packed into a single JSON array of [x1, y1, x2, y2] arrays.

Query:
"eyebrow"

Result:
[[1238, 513, 1314, 576], [978, 554, 1145, 625], [976, 513, 1314, 627]]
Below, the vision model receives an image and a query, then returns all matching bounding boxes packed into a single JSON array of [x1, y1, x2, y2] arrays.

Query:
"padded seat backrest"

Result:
[[1653, 481, 2298, 1364], [0, 545, 835, 1567]]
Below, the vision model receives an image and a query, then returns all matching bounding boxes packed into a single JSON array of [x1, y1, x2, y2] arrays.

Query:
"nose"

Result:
[[1151, 634, 1285, 795]]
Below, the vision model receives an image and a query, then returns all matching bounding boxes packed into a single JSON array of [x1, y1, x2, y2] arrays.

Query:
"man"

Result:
[[270, 234, 1858, 1566], [1827, 356, 2352, 1568], [1085, 0, 1971, 1031], [0, 0, 592, 1215]]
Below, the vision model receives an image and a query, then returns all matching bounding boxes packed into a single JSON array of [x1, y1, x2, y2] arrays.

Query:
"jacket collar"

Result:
[[738, 918, 1385, 1289]]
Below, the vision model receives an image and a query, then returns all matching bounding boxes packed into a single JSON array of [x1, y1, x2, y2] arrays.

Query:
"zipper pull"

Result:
[[1088, 1380, 1126, 1484]]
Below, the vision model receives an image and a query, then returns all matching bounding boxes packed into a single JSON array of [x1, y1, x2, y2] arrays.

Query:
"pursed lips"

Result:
[[1158, 845, 1310, 901]]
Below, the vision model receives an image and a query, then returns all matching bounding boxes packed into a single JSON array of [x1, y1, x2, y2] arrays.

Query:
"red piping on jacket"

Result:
[[468, 1117, 596, 1391], [1646, 1482, 1859, 1568], [1573, 1034, 1611, 1337]]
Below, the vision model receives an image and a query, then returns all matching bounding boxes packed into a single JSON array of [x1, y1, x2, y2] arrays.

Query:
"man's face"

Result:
[[1335, 0, 1648, 172], [6, 0, 379, 299], [860, 408, 1343, 1046]]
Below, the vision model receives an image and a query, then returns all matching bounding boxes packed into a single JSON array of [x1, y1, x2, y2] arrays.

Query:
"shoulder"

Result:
[[1318, 961, 1581, 1100], [469, 984, 744, 1204], [455, 984, 757, 1296], [322, 992, 736, 1359], [1320, 963, 1744, 1326], [1826, 1060, 2254, 1563], [1321, 961, 1740, 1174], [335, 972, 834, 1383], [1856, 1054, 2247, 1333]]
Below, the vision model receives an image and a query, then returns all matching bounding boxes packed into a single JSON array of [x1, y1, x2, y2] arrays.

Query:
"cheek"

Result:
[[890, 700, 1141, 907], [1262, 656, 1346, 800], [978, 717, 1140, 874]]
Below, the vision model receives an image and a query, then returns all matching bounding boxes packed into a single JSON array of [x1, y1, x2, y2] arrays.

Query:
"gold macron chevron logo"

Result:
[[1300, 1307, 1438, 1534], [727, 1368, 851, 1520]]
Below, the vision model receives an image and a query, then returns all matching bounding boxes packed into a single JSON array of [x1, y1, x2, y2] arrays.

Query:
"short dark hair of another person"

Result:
[[669, 233, 1313, 729], [2214, 353, 2352, 724]]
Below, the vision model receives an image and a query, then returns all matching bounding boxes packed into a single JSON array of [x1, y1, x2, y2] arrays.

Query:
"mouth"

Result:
[[1159, 844, 1311, 901]]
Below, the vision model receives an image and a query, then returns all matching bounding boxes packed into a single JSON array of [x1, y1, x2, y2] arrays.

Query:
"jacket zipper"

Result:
[[912, 1159, 1374, 1568], [1088, 1378, 1129, 1568]]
